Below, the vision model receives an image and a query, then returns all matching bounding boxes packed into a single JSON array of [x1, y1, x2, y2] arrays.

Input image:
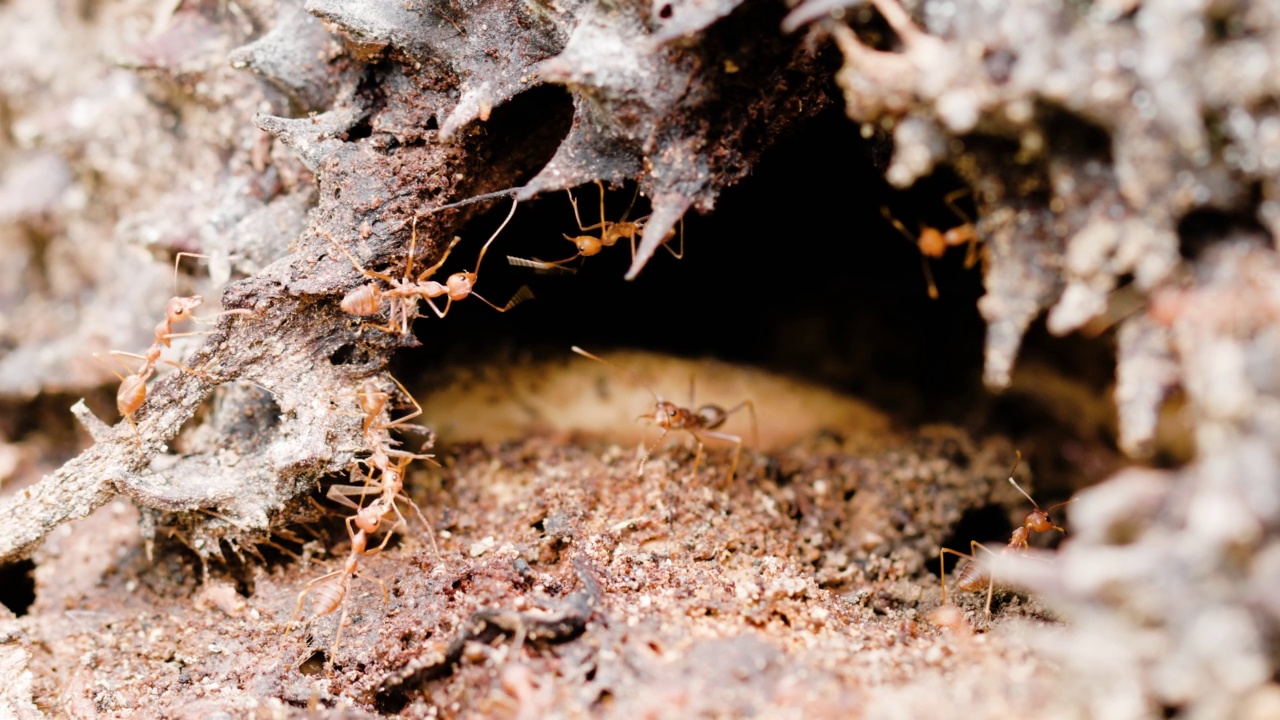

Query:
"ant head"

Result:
[[1023, 508, 1061, 534], [166, 296, 204, 322], [568, 235, 602, 256], [446, 272, 475, 300], [651, 401, 681, 429], [917, 228, 947, 258]]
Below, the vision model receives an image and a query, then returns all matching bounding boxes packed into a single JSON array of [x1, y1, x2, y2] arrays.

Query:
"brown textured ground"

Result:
[[3, 356, 1064, 718]]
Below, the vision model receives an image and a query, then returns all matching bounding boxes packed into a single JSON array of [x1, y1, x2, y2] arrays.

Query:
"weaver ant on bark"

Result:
[[571, 346, 757, 483], [333, 199, 532, 333], [882, 189, 979, 299], [937, 452, 1073, 630], [289, 375, 439, 659], [93, 253, 250, 437], [506, 181, 683, 273]]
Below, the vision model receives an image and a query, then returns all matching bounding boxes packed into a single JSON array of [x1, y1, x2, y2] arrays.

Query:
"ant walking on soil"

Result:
[[287, 512, 389, 659], [937, 452, 1074, 630], [334, 198, 532, 333], [882, 189, 980, 299], [571, 346, 757, 483], [506, 181, 683, 273]]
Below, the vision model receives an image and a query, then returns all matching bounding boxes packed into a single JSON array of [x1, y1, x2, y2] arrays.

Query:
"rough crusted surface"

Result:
[[783, 0, 1280, 715], [15, 413, 1040, 717], [4, 0, 1280, 717]]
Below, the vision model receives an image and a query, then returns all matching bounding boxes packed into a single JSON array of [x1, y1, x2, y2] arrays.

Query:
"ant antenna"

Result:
[[472, 197, 519, 276], [173, 252, 207, 293], [416, 186, 526, 217], [571, 346, 663, 404], [1004, 451, 1040, 507]]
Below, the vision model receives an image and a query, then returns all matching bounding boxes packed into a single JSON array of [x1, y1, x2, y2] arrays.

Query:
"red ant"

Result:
[[287, 513, 389, 660], [571, 346, 757, 483], [937, 452, 1073, 630], [290, 376, 440, 658], [506, 181, 683, 273], [94, 253, 249, 436], [333, 199, 532, 333], [330, 377, 440, 554], [882, 189, 979, 300]]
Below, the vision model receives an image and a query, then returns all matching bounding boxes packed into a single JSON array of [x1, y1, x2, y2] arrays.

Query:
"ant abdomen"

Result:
[[117, 375, 148, 417], [308, 579, 346, 619], [956, 562, 989, 593], [341, 285, 382, 316]]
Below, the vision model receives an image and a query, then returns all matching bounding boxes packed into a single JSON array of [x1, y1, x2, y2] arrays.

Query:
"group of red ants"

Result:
[[95, 181, 1069, 659]]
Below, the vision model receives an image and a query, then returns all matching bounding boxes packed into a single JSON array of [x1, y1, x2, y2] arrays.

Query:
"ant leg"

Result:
[[969, 541, 1001, 631], [423, 296, 452, 319], [329, 589, 352, 661], [325, 568, 389, 661], [619, 183, 640, 223], [660, 217, 685, 259], [869, 0, 925, 44], [921, 256, 939, 300], [369, 523, 399, 554], [106, 349, 151, 368], [701, 429, 744, 484], [940, 188, 981, 268], [157, 357, 224, 383], [881, 207, 941, 299], [696, 430, 706, 476], [326, 234, 398, 285], [394, 492, 441, 559], [93, 352, 134, 382], [404, 218, 421, 285], [357, 315, 406, 335], [595, 180, 609, 236], [506, 254, 581, 274], [470, 197, 520, 276], [173, 251, 209, 294], [384, 372, 424, 428], [937, 547, 976, 608], [288, 569, 344, 628], [326, 484, 378, 510], [416, 236, 462, 283], [721, 399, 759, 449], [189, 308, 257, 327], [566, 187, 590, 233], [637, 428, 670, 478], [469, 286, 534, 313]]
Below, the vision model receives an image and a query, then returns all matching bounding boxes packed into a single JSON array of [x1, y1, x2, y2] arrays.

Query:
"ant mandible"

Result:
[[937, 452, 1073, 630], [571, 346, 758, 483]]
